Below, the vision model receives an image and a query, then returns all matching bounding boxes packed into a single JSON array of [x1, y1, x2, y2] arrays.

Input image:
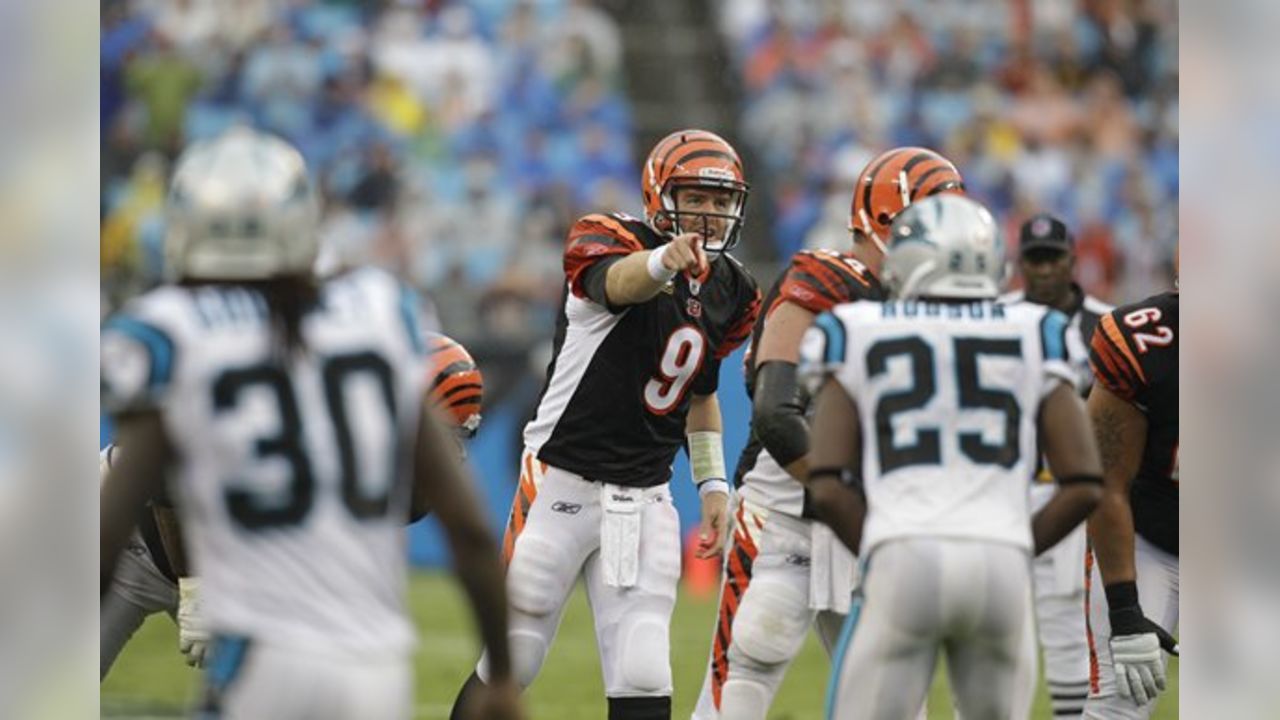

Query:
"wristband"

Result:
[[1104, 580, 1140, 610], [1058, 473, 1103, 486], [688, 431, 727, 484], [697, 479, 730, 498], [647, 245, 678, 283]]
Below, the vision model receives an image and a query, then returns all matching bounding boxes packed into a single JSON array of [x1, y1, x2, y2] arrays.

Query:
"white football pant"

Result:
[[828, 537, 1036, 720], [1082, 535, 1178, 719]]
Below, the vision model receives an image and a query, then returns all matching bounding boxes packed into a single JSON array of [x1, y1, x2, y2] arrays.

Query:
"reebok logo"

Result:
[[551, 501, 583, 515]]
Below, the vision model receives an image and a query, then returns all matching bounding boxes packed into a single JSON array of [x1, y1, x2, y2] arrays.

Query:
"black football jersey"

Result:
[[733, 249, 886, 493], [524, 212, 761, 487], [1089, 291, 1179, 555]]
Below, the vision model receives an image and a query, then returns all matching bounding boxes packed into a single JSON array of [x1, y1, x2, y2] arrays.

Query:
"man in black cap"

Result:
[[1000, 212, 1113, 720]]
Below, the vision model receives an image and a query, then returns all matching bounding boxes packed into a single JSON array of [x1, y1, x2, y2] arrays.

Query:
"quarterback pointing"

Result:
[[450, 129, 761, 720]]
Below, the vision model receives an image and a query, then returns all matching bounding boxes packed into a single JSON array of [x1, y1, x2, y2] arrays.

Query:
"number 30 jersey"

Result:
[[524, 213, 761, 488], [101, 267, 430, 658], [802, 299, 1076, 555]]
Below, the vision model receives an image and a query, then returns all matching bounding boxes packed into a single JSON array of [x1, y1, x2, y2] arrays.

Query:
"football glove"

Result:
[[177, 576, 209, 668], [1106, 581, 1178, 705]]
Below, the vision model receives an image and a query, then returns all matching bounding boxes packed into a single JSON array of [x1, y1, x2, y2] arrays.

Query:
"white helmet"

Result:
[[164, 127, 319, 281], [882, 194, 1007, 300]]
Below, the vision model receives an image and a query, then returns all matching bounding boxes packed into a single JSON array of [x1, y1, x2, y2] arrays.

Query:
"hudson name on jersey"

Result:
[[803, 299, 1076, 555], [1089, 291, 1179, 556], [524, 212, 761, 488], [735, 249, 886, 517], [101, 267, 430, 657]]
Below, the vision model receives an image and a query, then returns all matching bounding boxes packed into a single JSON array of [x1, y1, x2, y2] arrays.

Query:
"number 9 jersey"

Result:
[[802, 299, 1078, 555], [525, 212, 761, 487], [100, 267, 431, 658]]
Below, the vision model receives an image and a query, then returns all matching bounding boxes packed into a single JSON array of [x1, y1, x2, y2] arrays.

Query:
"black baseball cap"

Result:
[[1018, 213, 1074, 255]]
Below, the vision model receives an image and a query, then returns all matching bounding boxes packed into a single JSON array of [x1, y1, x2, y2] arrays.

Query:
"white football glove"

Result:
[[1110, 631, 1166, 704], [177, 576, 209, 668], [1106, 581, 1178, 706]]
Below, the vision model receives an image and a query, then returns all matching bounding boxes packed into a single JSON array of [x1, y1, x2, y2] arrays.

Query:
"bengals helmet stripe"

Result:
[[642, 129, 749, 254], [426, 334, 483, 438], [852, 146, 965, 252]]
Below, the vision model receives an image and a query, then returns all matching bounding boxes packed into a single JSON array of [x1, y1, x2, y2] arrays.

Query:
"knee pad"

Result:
[[508, 630, 549, 689], [718, 678, 773, 720], [615, 613, 671, 694], [607, 695, 670, 720], [730, 579, 809, 668], [507, 534, 570, 616]]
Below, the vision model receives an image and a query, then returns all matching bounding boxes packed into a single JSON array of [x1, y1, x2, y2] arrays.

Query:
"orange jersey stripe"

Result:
[[1100, 313, 1147, 385]]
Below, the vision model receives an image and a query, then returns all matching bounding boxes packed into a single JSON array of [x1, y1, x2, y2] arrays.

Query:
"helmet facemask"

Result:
[[656, 177, 749, 258]]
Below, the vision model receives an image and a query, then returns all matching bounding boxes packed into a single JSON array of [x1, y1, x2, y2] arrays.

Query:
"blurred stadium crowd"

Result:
[[101, 0, 634, 361], [100, 0, 1177, 409], [721, 0, 1177, 303]]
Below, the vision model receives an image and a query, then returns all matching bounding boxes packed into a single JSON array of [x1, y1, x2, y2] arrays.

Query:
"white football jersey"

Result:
[[801, 299, 1076, 555], [101, 267, 431, 658]]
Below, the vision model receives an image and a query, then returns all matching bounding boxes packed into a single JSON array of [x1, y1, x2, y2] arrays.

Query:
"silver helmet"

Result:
[[882, 194, 1007, 300], [164, 127, 319, 281]]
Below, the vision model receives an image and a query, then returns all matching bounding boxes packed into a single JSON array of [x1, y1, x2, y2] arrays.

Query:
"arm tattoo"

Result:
[[1092, 405, 1126, 475]]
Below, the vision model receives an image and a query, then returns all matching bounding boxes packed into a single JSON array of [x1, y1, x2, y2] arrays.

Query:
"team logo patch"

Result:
[[686, 298, 702, 317], [551, 501, 583, 515], [1031, 217, 1052, 238]]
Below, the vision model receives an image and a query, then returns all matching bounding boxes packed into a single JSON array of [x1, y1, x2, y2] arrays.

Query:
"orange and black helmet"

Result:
[[426, 334, 483, 439], [641, 129, 749, 254], [850, 147, 965, 252]]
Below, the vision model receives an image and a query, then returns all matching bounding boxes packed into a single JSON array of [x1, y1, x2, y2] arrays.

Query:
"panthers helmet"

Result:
[[882, 194, 1006, 300], [426, 334, 483, 439], [164, 127, 319, 281], [850, 146, 965, 253], [641, 129, 749, 255]]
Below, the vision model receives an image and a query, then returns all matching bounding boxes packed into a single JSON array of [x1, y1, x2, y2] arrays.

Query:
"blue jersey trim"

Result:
[[103, 315, 175, 390], [1039, 309, 1069, 362], [815, 311, 846, 365], [398, 285, 426, 355]]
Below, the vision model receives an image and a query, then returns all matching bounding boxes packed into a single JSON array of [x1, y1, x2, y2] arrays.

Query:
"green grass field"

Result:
[[103, 572, 1177, 718]]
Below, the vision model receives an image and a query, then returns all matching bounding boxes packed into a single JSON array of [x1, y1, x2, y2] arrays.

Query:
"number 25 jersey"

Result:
[[803, 299, 1076, 555], [101, 267, 429, 658], [524, 213, 761, 488]]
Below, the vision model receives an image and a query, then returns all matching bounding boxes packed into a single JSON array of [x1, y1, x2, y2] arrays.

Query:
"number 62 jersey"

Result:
[[100, 267, 431, 658], [801, 299, 1078, 556]]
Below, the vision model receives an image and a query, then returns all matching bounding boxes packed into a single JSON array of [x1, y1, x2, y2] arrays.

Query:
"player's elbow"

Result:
[[1060, 477, 1104, 521], [753, 404, 808, 467]]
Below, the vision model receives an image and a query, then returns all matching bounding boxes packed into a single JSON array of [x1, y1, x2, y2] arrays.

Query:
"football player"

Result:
[[802, 195, 1104, 719], [1082, 290, 1179, 718], [1000, 213, 1112, 719], [100, 128, 522, 720], [449, 129, 761, 720], [691, 146, 964, 720], [99, 332, 486, 680], [99, 444, 206, 678]]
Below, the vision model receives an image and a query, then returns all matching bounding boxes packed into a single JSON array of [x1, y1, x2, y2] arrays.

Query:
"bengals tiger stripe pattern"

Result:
[[850, 146, 965, 246], [426, 334, 483, 437], [709, 500, 765, 708]]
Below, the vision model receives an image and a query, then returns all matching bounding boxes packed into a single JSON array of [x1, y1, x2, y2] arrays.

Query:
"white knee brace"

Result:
[[614, 611, 672, 694]]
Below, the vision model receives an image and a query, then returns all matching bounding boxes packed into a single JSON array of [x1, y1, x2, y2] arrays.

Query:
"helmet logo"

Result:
[[1031, 217, 1052, 237], [698, 167, 735, 181]]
